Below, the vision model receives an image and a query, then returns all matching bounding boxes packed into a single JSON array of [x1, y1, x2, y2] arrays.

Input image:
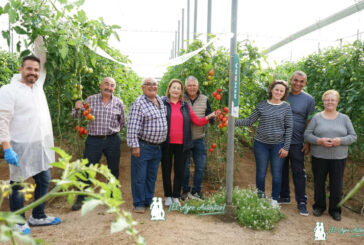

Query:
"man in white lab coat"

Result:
[[0, 37, 61, 234]]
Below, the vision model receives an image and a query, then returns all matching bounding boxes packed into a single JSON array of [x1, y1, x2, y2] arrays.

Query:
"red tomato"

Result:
[[212, 143, 217, 148], [209, 148, 214, 152], [83, 110, 89, 116], [83, 129, 88, 135], [222, 117, 228, 123], [83, 103, 89, 109], [212, 91, 217, 97], [223, 107, 229, 113], [223, 121, 228, 127], [217, 88, 222, 93], [216, 94, 222, 101], [75, 125, 79, 132], [86, 114, 93, 120], [219, 114, 224, 120], [218, 123, 223, 128]]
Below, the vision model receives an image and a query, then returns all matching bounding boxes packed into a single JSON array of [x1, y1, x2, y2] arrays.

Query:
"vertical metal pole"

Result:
[[194, 0, 198, 40], [187, 0, 190, 46], [175, 31, 178, 57], [182, 8, 185, 49], [172, 43, 174, 59], [207, 0, 212, 42], [178, 20, 181, 53], [8, 20, 11, 52], [226, 0, 238, 206]]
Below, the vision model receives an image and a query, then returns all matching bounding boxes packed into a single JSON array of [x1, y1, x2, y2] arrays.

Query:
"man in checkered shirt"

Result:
[[71, 77, 125, 211], [127, 77, 168, 213]]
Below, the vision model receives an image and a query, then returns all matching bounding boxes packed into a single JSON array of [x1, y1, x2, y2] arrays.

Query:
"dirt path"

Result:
[[0, 142, 363, 245]]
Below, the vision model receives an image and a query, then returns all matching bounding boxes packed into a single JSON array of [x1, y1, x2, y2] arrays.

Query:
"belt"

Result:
[[91, 133, 118, 139], [138, 138, 161, 146]]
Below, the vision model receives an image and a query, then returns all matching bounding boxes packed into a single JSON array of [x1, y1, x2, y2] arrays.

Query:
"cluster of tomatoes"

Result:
[[209, 143, 217, 153], [74, 103, 94, 138], [75, 125, 88, 137], [218, 107, 229, 129], [212, 88, 223, 101], [82, 103, 95, 121]]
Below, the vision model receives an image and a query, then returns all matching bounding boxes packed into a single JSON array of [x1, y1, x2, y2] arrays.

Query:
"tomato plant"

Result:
[[0, 0, 141, 158]]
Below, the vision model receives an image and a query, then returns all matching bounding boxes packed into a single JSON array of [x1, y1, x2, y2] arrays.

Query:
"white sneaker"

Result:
[[28, 215, 61, 227], [164, 197, 172, 206], [271, 199, 280, 209], [172, 198, 181, 206], [13, 223, 31, 235]]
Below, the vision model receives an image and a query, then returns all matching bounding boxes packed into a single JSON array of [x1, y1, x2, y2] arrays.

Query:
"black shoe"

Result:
[[189, 191, 205, 200], [181, 192, 189, 201], [313, 208, 324, 217], [331, 212, 341, 221], [278, 197, 291, 205], [72, 196, 84, 211]]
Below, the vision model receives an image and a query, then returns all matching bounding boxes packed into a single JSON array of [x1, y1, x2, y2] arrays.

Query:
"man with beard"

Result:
[[71, 77, 125, 210], [0, 41, 61, 234]]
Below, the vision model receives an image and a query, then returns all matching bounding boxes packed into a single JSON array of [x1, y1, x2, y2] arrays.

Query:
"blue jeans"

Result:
[[280, 144, 307, 204], [84, 134, 121, 180], [182, 138, 207, 193], [253, 140, 285, 201], [131, 140, 161, 207], [10, 169, 51, 219]]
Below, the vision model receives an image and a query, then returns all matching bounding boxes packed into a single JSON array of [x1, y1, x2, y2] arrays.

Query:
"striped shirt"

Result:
[[72, 94, 125, 136], [235, 100, 293, 151], [127, 94, 168, 148]]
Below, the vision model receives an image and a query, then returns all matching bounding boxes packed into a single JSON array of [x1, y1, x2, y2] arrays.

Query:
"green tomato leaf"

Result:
[[81, 199, 103, 216], [14, 26, 27, 34], [20, 49, 31, 57], [110, 216, 129, 233], [0, 212, 26, 224], [75, 0, 86, 7], [60, 44, 69, 60]]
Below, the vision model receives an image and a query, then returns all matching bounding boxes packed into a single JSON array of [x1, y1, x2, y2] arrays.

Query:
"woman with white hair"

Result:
[[304, 89, 357, 221]]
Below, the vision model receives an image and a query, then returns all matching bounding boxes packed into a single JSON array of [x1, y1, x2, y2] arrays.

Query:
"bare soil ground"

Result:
[[0, 142, 363, 245]]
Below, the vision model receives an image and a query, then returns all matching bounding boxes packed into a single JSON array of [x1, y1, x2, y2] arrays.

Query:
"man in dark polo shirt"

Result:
[[71, 77, 125, 210], [279, 71, 315, 216]]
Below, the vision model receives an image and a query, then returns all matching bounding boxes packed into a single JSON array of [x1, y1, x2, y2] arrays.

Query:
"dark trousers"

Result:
[[82, 134, 121, 184], [161, 144, 187, 198], [280, 144, 307, 204], [10, 169, 50, 219], [311, 156, 346, 214]]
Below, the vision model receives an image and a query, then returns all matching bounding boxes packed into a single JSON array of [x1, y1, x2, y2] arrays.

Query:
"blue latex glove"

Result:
[[4, 148, 19, 166]]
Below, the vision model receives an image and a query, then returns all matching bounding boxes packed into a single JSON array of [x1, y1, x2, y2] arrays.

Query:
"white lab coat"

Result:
[[0, 36, 54, 181]]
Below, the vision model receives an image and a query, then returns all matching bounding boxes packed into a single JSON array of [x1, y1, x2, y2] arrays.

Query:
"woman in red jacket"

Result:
[[161, 79, 219, 206]]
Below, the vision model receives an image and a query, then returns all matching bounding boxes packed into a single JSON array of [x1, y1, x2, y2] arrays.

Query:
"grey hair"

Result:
[[141, 77, 157, 86], [102, 77, 116, 84], [185, 75, 198, 86], [290, 71, 307, 81]]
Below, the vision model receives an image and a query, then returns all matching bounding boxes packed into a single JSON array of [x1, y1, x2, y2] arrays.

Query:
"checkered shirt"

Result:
[[127, 94, 168, 148], [72, 94, 125, 136]]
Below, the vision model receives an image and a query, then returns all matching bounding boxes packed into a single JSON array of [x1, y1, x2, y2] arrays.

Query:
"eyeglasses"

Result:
[[143, 82, 158, 87]]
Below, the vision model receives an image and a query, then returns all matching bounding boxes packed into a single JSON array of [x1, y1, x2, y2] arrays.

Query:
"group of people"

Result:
[[0, 50, 357, 236], [126, 76, 218, 213], [235, 71, 357, 222]]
